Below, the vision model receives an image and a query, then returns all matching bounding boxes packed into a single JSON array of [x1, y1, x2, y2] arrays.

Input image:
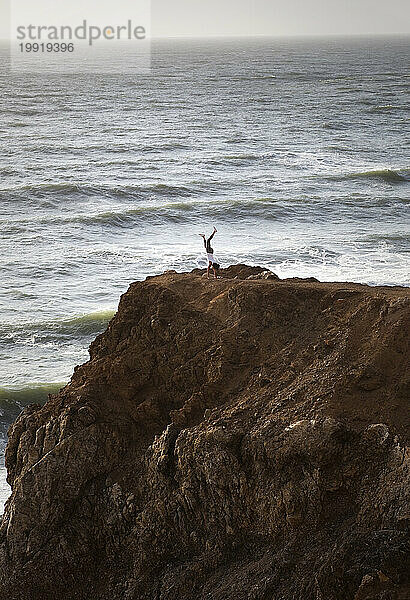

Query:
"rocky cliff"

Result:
[[1, 265, 409, 600]]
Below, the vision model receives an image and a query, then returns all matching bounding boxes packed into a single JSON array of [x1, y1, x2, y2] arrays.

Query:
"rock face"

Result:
[[1, 265, 409, 600]]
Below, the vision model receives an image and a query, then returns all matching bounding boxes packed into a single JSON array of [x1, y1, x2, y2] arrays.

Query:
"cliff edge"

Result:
[[1, 265, 409, 600]]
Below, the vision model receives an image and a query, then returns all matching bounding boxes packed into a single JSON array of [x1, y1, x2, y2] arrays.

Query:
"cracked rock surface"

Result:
[[1, 265, 409, 600]]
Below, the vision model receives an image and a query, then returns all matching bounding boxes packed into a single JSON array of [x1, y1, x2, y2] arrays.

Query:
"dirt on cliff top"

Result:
[[1, 265, 409, 600]]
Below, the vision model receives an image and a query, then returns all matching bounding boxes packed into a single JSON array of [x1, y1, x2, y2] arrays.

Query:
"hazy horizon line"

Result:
[[2, 31, 410, 42]]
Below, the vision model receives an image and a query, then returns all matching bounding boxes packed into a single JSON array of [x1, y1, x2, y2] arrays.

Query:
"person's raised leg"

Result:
[[208, 227, 217, 243]]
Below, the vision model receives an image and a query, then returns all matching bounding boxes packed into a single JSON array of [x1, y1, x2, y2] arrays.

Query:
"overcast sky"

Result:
[[2, 0, 410, 39], [152, 0, 410, 37]]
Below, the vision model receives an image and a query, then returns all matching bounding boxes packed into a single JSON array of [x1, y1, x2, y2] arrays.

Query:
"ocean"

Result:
[[0, 36, 409, 513]]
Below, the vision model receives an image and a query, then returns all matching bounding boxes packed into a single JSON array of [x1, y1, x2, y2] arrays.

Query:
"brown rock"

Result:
[[0, 267, 409, 600]]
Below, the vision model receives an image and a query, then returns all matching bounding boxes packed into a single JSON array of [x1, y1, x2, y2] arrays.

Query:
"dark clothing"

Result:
[[204, 231, 215, 254]]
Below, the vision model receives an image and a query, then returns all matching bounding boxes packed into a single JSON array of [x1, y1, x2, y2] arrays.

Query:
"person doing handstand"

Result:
[[199, 227, 219, 279]]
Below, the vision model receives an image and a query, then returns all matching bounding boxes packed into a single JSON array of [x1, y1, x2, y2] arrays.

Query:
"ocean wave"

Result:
[[0, 383, 65, 438], [326, 168, 410, 184], [62, 203, 198, 227], [321, 122, 344, 130], [203, 154, 261, 166], [2, 193, 406, 233], [0, 167, 22, 176], [0, 309, 115, 346], [365, 105, 400, 114], [0, 182, 196, 203], [0, 198, 292, 230], [362, 232, 410, 247], [7, 121, 31, 128]]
